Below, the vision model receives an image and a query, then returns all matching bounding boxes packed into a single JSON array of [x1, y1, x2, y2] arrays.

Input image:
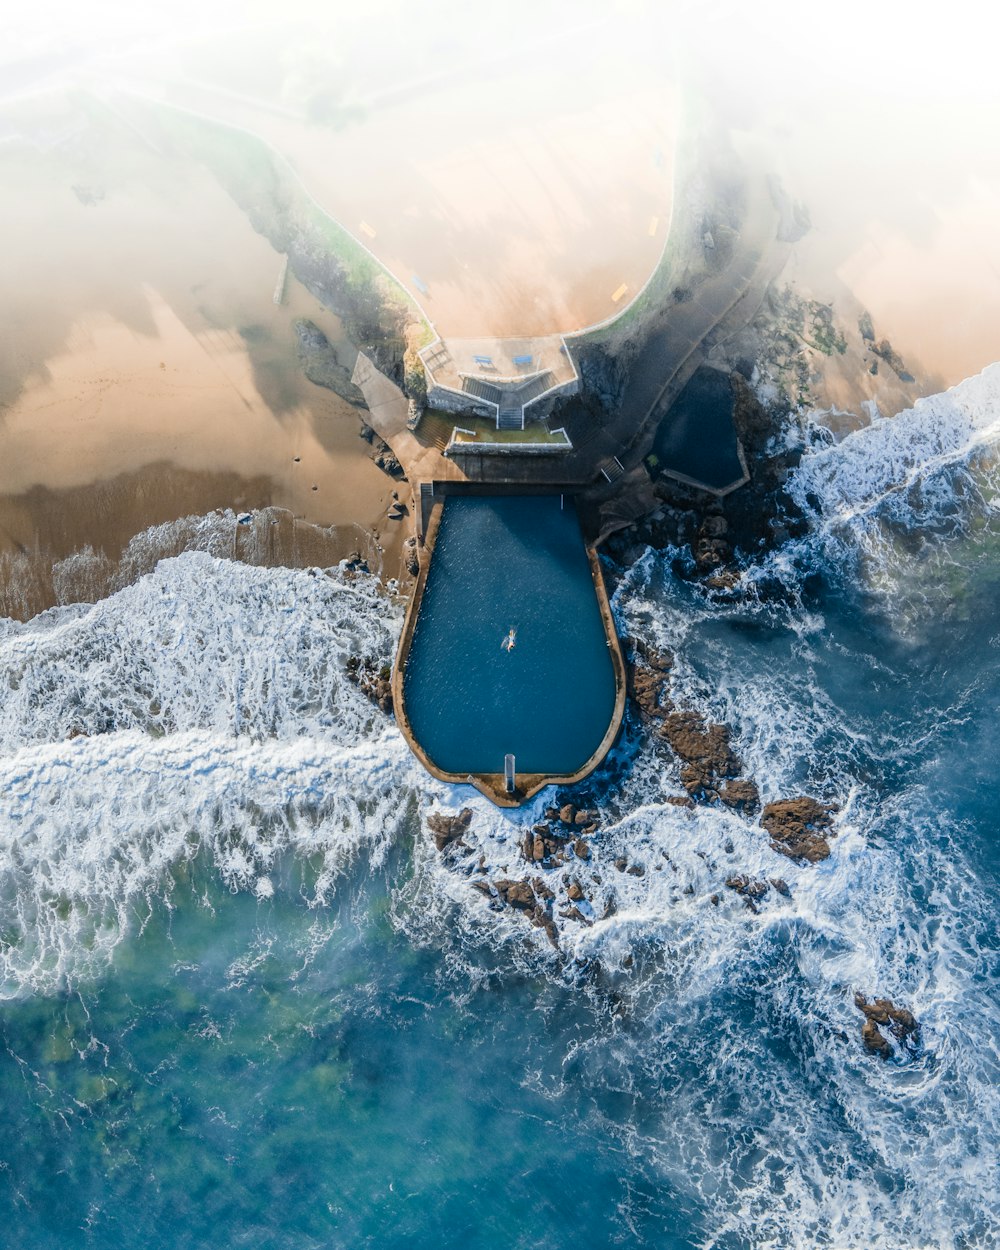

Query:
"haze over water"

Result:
[[2, 2, 1000, 1247]]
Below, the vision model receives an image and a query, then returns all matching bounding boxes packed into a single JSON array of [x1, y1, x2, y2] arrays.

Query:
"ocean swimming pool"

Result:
[[399, 495, 620, 780]]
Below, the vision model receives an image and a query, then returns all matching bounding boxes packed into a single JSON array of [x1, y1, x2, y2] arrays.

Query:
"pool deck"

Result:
[[391, 494, 627, 807]]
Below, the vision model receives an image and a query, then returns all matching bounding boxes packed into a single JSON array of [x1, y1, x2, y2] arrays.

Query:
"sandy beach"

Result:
[[0, 124, 407, 619]]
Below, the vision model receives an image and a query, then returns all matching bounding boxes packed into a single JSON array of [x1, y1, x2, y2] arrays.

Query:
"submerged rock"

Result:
[[760, 797, 837, 863]]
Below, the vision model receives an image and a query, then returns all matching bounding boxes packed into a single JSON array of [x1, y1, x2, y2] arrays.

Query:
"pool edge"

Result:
[[391, 496, 627, 808]]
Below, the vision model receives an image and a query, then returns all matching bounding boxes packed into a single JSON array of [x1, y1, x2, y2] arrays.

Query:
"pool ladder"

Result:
[[504, 754, 515, 794]]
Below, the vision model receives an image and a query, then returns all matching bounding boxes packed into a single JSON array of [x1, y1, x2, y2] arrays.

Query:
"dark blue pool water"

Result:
[[650, 365, 745, 490], [402, 495, 618, 776]]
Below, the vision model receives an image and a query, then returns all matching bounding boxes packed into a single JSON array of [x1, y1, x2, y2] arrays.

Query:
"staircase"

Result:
[[497, 409, 524, 431], [511, 370, 554, 408], [462, 376, 502, 405]]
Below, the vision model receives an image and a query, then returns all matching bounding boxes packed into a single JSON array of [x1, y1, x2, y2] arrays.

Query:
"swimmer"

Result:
[[501, 628, 516, 652]]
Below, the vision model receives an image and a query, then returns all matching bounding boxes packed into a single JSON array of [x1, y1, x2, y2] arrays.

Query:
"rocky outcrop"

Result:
[[872, 337, 915, 383], [427, 807, 473, 852], [493, 878, 559, 947], [662, 712, 741, 800], [760, 797, 837, 863], [627, 641, 673, 719], [345, 655, 393, 714], [520, 824, 571, 866], [360, 427, 405, 479], [725, 874, 771, 913], [854, 993, 919, 1052], [719, 778, 761, 815], [693, 514, 732, 572], [294, 319, 366, 406], [861, 1018, 893, 1059]]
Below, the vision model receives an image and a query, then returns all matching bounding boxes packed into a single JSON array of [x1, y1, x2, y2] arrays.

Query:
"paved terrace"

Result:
[[353, 160, 788, 547]]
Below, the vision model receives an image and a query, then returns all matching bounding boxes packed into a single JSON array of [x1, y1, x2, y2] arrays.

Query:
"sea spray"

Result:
[[3, 363, 1000, 1246]]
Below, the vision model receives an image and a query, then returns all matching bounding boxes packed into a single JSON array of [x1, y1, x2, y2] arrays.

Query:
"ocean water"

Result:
[[3, 366, 1000, 1248]]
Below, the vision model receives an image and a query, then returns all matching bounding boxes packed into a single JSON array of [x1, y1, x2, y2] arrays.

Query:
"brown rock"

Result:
[[861, 1018, 893, 1059], [760, 797, 837, 864], [427, 807, 473, 852], [559, 906, 592, 926], [855, 993, 919, 1042], [661, 712, 740, 778], [699, 514, 729, 539], [559, 804, 577, 825], [769, 878, 791, 897], [725, 875, 769, 900], [626, 863, 645, 877], [470, 880, 493, 896], [494, 879, 535, 910], [567, 882, 584, 902], [614, 857, 629, 872], [574, 839, 591, 860], [719, 778, 761, 815], [666, 794, 695, 808]]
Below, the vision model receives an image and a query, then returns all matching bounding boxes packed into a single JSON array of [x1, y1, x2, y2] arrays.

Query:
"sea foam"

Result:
[[4, 364, 1000, 1246]]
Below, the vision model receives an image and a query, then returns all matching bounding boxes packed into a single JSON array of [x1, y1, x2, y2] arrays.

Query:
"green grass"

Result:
[[451, 420, 570, 446], [145, 101, 430, 336]]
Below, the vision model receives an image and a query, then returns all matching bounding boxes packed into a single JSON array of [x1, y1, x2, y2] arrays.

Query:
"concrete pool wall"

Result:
[[392, 492, 627, 807]]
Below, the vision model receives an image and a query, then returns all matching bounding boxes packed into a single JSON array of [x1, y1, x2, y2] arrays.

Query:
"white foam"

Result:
[[3, 419, 1000, 1249]]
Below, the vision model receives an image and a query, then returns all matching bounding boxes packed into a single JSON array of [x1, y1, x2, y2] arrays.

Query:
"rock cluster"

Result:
[[693, 513, 732, 573], [724, 874, 790, 913], [855, 992, 919, 1059], [472, 877, 559, 947], [760, 797, 837, 863], [345, 655, 393, 714], [628, 645, 836, 878], [660, 711, 741, 800]]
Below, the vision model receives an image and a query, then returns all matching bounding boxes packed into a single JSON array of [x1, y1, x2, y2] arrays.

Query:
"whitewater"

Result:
[[3, 365, 1000, 1249]]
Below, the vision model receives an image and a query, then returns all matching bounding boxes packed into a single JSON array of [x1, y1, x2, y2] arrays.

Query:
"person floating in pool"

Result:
[[501, 628, 516, 653]]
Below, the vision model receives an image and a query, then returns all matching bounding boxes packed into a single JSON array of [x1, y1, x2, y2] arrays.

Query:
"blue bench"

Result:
[[473, 355, 494, 367], [512, 354, 533, 366]]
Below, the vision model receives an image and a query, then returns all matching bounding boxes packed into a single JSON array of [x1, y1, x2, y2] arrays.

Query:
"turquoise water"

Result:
[[402, 495, 618, 775], [0, 855, 688, 1250], [4, 368, 1000, 1247]]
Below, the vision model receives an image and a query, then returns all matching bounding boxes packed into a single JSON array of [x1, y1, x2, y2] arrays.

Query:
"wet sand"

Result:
[[0, 116, 407, 618]]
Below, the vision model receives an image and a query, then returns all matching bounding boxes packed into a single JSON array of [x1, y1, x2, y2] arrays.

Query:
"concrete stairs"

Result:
[[497, 409, 524, 431], [462, 376, 503, 405]]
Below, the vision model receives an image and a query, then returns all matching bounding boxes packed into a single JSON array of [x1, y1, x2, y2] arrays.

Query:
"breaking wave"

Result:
[[4, 363, 1000, 1247]]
